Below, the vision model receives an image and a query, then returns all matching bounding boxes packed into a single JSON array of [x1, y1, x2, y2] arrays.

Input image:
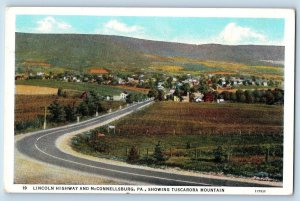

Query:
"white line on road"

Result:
[[34, 143, 208, 186]]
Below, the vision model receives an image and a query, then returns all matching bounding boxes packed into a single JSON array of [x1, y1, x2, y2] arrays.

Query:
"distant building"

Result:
[[195, 97, 203, 102], [204, 92, 214, 102], [262, 81, 268, 86], [15, 74, 25, 80], [173, 96, 180, 102], [193, 92, 204, 102], [113, 91, 128, 101], [217, 98, 225, 103], [182, 92, 190, 103], [80, 91, 88, 99]]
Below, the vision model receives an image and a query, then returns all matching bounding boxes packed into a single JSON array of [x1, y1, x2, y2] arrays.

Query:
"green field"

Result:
[[72, 102, 284, 180], [16, 80, 140, 96]]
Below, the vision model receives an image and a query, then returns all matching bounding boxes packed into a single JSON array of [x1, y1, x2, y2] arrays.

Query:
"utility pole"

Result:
[[95, 104, 99, 117], [43, 106, 47, 130]]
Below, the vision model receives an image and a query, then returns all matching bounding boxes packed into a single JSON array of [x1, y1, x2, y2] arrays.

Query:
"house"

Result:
[[173, 96, 180, 102], [195, 97, 203, 102], [204, 92, 214, 102], [182, 92, 190, 103], [169, 89, 176, 95], [262, 81, 268, 87], [113, 91, 128, 101], [80, 91, 88, 99], [15, 74, 25, 80], [36, 72, 45, 77], [217, 98, 225, 103], [106, 96, 113, 101], [193, 92, 204, 102], [193, 92, 204, 98]]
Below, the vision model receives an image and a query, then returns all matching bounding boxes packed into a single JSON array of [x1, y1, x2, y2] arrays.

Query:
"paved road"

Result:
[[16, 100, 274, 187]]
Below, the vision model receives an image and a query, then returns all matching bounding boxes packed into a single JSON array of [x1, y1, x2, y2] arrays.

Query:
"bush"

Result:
[[127, 146, 140, 163], [213, 146, 224, 163], [153, 142, 166, 163], [15, 117, 43, 133]]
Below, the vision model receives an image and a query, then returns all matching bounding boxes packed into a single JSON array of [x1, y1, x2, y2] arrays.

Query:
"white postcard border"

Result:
[[4, 7, 295, 195]]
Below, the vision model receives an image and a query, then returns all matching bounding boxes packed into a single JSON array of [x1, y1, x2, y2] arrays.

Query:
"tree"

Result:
[[221, 91, 230, 100], [274, 90, 283, 102], [213, 146, 224, 163], [87, 102, 97, 116], [239, 94, 246, 103], [48, 100, 66, 122], [244, 90, 254, 103], [212, 83, 218, 90], [253, 90, 261, 99], [153, 142, 165, 163], [89, 90, 100, 103], [181, 83, 191, 93], [148, 89, 158, 98], [126, 93, 134, 103], [133, 94, 141, 102], [157, 90, 165, 101], [230, 93, 237, 102], [127, 146, 140, 163], [78, 101, 89, 116], [266, 91, 275, 105], [64, 104, 76, 122], [198, 84, 209, 94], [165, 77, 173, 89]]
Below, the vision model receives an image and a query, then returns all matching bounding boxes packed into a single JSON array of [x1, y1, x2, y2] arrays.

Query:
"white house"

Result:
[[195, 97, 203, 102], [113, 92, 128, 101], [262, 81, 268, 87], [217, 98, 225, 103]]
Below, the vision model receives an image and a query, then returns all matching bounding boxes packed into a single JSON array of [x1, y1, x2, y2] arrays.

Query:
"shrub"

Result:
[[153, 142, 166, 163], [127, 146, 140, 163], [213, 146, 224, 163]]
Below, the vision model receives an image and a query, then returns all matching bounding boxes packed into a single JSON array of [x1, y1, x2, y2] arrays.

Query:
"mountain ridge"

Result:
[[15, 32, 285, 73]]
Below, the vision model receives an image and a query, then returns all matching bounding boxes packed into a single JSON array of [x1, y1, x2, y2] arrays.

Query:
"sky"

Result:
[[16, 15, 285, 46]]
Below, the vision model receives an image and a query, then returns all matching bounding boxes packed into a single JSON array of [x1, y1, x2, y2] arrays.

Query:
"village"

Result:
[[15, 70, 284, 105]]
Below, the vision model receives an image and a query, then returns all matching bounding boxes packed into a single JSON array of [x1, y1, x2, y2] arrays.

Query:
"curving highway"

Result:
[[16, 100, 275, 187]]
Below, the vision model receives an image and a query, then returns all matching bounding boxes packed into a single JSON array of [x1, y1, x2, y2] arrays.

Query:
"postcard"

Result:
[[4, 7, 295, 195]]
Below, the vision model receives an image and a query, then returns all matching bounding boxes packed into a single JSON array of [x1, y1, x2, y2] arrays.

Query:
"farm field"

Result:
[[15, 94, 126, 134], [16, 85, 58, 95], [72, 102, 284, 180], [16, 79, 137, 96], [88, 68, 109, 74], [112, 85, 149, 93], [144, 54, 283, 79]]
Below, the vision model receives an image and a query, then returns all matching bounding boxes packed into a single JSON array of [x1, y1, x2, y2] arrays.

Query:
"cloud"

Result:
[[103, 19, 143, 34], [36, 16, 72, 33], [217, 23, 267, 45]]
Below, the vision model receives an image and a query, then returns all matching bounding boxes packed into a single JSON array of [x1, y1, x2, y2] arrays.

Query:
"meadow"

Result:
[[145, 54, 283, 79], [16, 79, 138, 96], [72, 102, 284, 180]]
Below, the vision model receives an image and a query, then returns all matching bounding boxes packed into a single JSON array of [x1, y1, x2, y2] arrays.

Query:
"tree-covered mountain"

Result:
[[15, 32, 284, 73]]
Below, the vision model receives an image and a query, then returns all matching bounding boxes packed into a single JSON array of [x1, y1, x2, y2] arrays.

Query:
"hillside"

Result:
[[15, 33, 284, 74]]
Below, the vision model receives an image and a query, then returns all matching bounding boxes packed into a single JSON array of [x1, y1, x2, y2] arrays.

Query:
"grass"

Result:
[[16, 79, 137, 96], [72, 102, 284, 180]]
